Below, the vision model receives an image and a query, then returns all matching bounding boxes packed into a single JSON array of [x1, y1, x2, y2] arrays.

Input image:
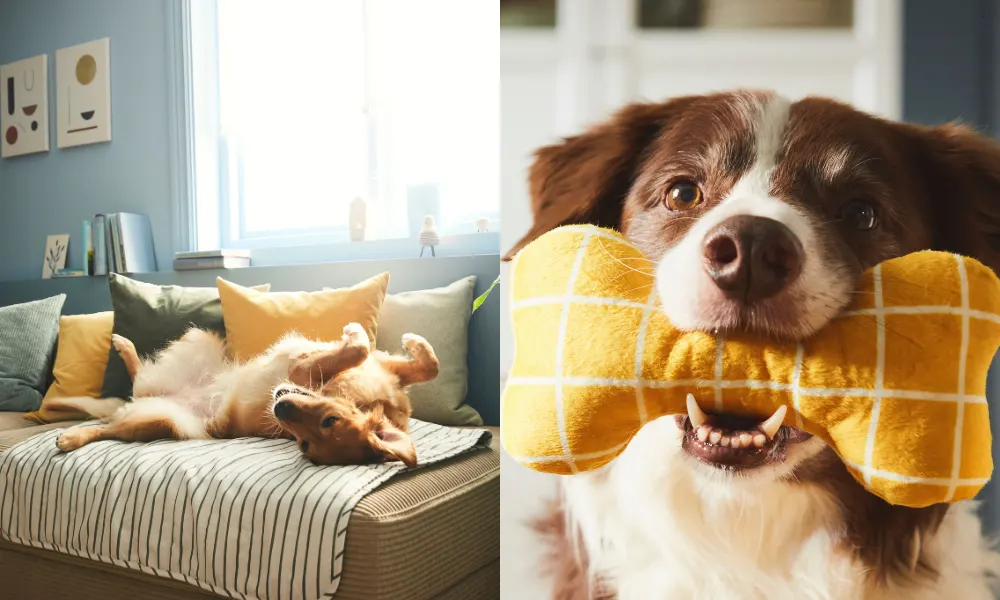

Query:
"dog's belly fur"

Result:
[[557, 416, 1000, 600], [131, 329, 326, 439]]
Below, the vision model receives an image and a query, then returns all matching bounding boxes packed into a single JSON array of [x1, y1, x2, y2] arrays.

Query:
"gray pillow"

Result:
[[375, 276, 482, 426], [0, 294, 65, 411]]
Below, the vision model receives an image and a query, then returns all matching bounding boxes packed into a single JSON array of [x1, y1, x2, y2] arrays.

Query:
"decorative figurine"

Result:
[[349, 196, 366, 241], [419, 215, 440, 257], [474, 217, 491, 232]]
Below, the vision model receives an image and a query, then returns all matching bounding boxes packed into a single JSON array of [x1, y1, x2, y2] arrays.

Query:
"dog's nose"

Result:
[[702, 215, 803, 303], [273, 399, 295, 421]]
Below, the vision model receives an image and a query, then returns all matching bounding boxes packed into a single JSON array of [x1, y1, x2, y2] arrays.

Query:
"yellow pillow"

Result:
[[217, 272, 390, 359], [26, 311, 114, 423], [502, 225, 1000, 508]]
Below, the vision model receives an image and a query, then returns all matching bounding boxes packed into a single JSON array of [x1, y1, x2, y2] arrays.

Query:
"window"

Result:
[[187, 0, 499, 260]]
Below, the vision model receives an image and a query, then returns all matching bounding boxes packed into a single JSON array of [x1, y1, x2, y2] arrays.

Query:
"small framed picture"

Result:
[[42, 234, 70, 279]]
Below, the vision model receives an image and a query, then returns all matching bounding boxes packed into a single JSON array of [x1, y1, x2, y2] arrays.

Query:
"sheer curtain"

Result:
[[214, 0, 498, 245]]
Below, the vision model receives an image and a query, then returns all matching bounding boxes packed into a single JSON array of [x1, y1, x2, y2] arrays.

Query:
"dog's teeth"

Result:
[[729, 435, 742, 449], [686, 394, 709, 428], [758, 405, 788, 439], [697, 426, 710, 442], [752, 433, 767, 447], [739, 432, 752, 447], [709, 431, 722, 445], [720, 436, 730, 447]]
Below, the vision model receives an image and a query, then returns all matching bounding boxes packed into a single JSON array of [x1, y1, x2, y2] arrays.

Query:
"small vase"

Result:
[[349, 196, 366, 242]]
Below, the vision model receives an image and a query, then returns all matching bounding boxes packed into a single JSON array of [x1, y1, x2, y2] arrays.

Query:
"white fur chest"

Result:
[[565, 469, 861, 600], [560, 419, 998, 600]]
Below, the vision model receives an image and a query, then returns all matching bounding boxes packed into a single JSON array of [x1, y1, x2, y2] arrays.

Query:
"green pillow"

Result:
[[0, 294, 65, 411], [100, 274, 269, 399], [375, 276, 482, 426]]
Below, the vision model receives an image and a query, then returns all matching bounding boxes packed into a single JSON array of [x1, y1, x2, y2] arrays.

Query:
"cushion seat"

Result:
[[0, 412, 41, 434], [0, 421, 500, 600]]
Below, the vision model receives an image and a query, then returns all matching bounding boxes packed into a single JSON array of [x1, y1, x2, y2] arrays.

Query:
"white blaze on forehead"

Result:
[[728, 94, 792, 201], [716, 94, 815, 249]]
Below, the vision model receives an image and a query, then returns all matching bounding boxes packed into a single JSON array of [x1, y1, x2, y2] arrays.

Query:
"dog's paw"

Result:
[[111, 334, 136, 356], [56, 429, 89, 452], [342, 323, 368, 345], [401, 333, 429, 354]]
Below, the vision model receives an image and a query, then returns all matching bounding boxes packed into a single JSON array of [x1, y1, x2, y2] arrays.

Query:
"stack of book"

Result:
[[97, 213, 157, 274], [57, 212, 157, 277], [173, 249, 251, 271]]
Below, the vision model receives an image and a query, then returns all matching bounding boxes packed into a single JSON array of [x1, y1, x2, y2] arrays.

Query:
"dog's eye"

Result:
[[321, 416, 339, 428], [840, 200, 878, 230], [664, 181, 703, 211]]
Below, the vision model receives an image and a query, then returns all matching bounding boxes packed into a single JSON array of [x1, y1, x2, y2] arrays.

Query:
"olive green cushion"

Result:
[[100, 274, 269, 399], [0, 295, 65, 411]]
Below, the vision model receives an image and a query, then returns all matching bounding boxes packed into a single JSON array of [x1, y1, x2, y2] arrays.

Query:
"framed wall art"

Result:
[[56, 38, 111, 148], [0, 54, 49, 158]]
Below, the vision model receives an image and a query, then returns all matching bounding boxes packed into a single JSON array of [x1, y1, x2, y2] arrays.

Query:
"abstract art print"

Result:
[[42, 234, 70, 279], [56, 38, 111, 148], [0, 54, 50, 158]]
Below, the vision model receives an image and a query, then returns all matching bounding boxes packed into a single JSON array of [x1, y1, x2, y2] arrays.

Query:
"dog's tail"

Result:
[[41, 396, 125, 420]]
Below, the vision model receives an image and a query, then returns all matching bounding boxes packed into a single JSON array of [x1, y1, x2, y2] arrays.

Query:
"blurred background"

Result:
[[499, 1, 1000, 597]]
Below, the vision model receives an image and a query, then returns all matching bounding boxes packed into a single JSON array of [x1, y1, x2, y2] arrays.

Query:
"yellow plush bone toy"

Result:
[[501, 225, 1000, 508]]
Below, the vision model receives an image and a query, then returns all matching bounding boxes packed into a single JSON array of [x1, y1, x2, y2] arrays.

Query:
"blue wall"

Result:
[[0, 0, 176, 281]]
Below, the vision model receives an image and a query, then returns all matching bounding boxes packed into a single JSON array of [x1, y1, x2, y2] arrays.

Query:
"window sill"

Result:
[[217, 232, 500, 268]]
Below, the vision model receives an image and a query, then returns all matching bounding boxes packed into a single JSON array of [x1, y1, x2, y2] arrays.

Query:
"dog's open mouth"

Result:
[[677, 394, 813, 471]]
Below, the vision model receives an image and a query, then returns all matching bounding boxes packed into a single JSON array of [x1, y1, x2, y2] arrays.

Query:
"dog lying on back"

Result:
[[47, 323, 439, 467]]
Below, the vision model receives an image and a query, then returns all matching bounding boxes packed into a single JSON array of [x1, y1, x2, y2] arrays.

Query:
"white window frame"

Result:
[[167, 0, 500, 266]]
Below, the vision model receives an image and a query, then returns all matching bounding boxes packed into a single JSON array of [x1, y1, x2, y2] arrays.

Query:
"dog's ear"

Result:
[[909, 123, 1000, 273], [368, 419, 418, 468], [503, 100, 690, 260]]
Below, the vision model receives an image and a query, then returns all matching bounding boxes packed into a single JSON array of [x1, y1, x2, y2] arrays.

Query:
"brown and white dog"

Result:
[[48, 323, 438, 467], [504, 91, 1000, 599]]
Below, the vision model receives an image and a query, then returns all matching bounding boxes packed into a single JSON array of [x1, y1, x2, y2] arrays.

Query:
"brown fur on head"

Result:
[[271, 383, 417, 467], [503, 93, 1000, 276]]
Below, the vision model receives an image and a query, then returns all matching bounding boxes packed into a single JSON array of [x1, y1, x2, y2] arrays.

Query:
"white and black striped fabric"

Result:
[[0, 420, 491, 600]]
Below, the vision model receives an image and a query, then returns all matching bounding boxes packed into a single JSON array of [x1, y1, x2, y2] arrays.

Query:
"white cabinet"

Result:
[[500, 0, 901, 374]]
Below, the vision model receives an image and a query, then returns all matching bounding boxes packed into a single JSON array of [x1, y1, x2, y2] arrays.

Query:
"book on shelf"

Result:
[[174, 249, 252, 260], [116, 213, 157, 273], [173, 256, 251, 271], [92, 212, 157, 275], [52, 268, 87, 278], [82, 219, 93, 275], [92, 215, 107, 275]]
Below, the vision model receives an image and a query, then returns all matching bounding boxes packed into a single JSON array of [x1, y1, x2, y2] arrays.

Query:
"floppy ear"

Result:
[[910, 123, 1000, 273], [502, 100, 688, 260], [370, 423, 418, 468], [362, 404, 417, 467]]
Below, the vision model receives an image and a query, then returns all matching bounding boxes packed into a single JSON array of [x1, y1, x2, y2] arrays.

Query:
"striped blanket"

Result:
[[0, 420, 490, 600]]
